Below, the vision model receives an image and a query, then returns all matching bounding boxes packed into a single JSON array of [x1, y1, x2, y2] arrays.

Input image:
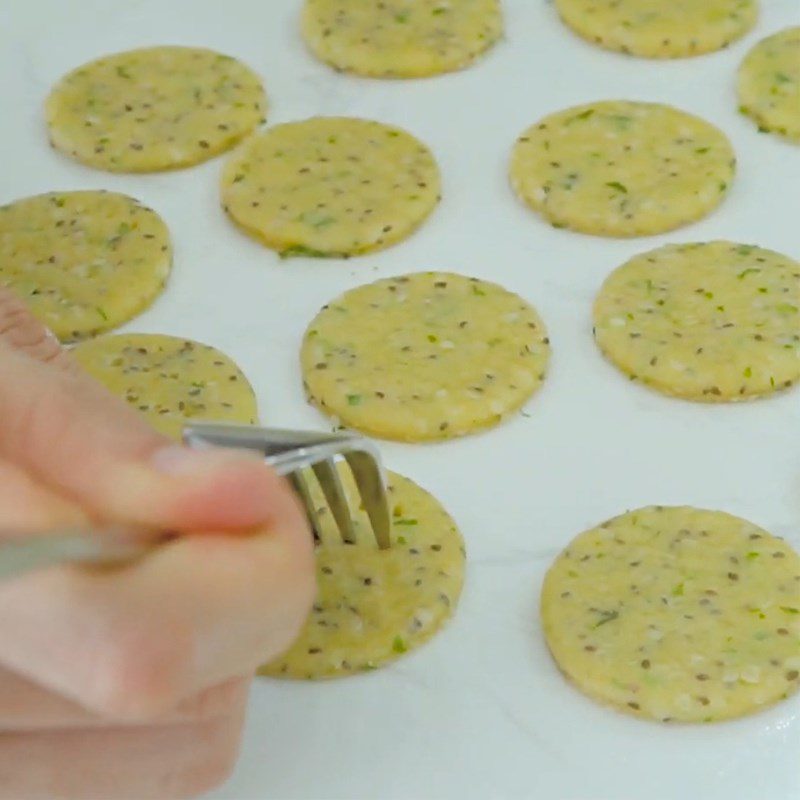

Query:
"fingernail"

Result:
[[151, 445, 224, 476], [151, 445, 263, 476]]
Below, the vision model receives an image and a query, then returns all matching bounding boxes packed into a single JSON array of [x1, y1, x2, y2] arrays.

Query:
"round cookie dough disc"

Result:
[[0, 191, 171, 342], [260, 470, 465, 679], [737, 27, 800, 142], [554, 0, 757, 59], [301, 272, 550, 441], [300, 0, 503, 78], [593, 241, 800, 401], [72, 333, 258, 440], [221, 117, 440, 257], [46, 46, 266, 172], [509, 101, 736, 237], [541, 506, 800, 723]]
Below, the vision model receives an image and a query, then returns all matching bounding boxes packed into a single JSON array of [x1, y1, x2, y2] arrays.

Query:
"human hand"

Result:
[[0, 289, 315, 799]]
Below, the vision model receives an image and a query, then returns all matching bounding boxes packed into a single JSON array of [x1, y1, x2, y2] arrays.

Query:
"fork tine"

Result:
[[311, 459, 357, 544], [184, 422, 392, 549], [344, 451, 391, 550], [289, 471, 324, 545]]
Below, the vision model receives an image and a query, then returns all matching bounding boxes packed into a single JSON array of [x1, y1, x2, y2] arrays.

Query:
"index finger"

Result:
[[0, 501, 315, 719]]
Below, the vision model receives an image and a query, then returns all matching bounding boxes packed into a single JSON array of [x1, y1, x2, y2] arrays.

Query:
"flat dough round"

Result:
[[541, 506, 800, 723], [72, 333, 258, 440], [0, 191, 171, 343], [554, 0, 757, 58], [510, 101, 736, 237], [300, 0, 503, 78], [737, 27, 800, 142], [593, 241, 800, 402], [260, 470, 465, 679], [301, 272, 550, 441], [46, 46, 266, 172], [221, 117, 440, 257]]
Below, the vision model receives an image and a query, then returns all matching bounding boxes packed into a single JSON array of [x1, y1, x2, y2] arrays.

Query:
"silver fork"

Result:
[[183, 423, 391, 550], [0, 423, 392, 583]]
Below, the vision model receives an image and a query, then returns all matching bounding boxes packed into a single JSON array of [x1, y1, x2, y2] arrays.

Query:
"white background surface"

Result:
[[2, 1, 800, 798]]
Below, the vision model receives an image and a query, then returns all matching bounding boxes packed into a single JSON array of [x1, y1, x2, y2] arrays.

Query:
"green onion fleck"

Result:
[[593, 609, 619, 628], [392, 636, 408, 653], [568, 109, 596, 124], [279, 245, 330, 259], [605, 181, 628, 194], [346, 394, 362, 406]]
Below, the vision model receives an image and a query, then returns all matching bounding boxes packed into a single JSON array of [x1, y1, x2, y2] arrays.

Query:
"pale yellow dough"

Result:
[[301, 0, 503, 78], [510, 101, 736, 237], [593, 241, 800, 401], [46, 46, 266, 172], [221, 117, 440, 257], [301, 272, 550, 441], [542, 506, 800, 723], [555, 0, 757, 58], [737, 27, 800, 142], [260, 470, 465, 679], [0, 191, 171, 343], [72, 333, 258, 440]]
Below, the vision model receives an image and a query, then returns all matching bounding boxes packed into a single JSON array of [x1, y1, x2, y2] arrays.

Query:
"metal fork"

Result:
[[183, 423, 391, 550], [0, 423, 392, 583]]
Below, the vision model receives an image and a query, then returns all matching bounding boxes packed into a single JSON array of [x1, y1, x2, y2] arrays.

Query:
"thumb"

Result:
[[0, 292, 290, 532]]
